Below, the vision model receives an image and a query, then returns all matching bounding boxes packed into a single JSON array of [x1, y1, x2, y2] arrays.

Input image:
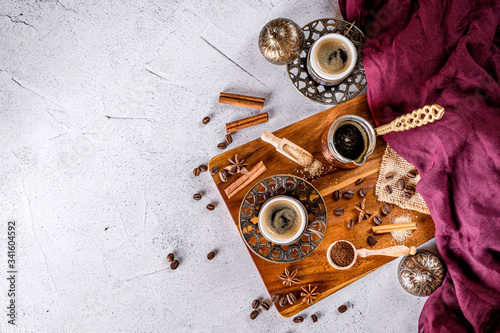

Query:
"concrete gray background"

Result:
[[0, 0, 437, 332]]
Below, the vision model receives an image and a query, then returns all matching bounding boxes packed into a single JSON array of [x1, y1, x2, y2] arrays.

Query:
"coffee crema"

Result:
[[261, 200, 302, 239], [314, 39, 351, 75], [333, 122, 367, 160]]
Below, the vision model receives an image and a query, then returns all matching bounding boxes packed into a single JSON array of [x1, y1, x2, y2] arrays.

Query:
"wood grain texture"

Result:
[[208, 94, 435, 317]]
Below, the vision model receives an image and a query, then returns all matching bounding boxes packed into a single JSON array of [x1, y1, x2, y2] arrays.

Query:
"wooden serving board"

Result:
[[208, 94, 435, 317]]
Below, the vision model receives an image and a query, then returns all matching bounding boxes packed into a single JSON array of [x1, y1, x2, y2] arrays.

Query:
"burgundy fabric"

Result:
[[338, 0, 500, 331]]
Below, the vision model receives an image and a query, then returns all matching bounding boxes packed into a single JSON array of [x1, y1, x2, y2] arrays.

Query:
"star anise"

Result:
[[355, 198, 369, 223], [224, 154, 249, 175], [300, 284, 319, 304], [278, 267, 300, 286]]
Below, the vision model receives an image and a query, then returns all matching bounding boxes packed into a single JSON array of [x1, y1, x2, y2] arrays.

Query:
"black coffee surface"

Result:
[[315, 39, 351, 75], [263, 201, 300, 238], [333, 124, 365, 160]]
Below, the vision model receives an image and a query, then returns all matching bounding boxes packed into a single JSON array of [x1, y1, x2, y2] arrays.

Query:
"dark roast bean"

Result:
[[217, 142, 227, 150], [373, 215, 382, 225], [367, 235, 378, 246], [333, 190, 342, 201], [252, 300, 260, 309], [250, 310, 259, 320], [193, 193, 202, 201], [286, 293, 297, 305], [381, 204, 391, 216], [343, 190, 354, 199], [279, 296, 288, 307], [170, 259, 179, 270], [271, 294, 280, 304], [293, 316, 304, 323], [199, 164, 208, 172], [385, 185, 393, 194], [261, 301, 270, 311], [207, 251, 216, 260], [167, 253, 175, 262], [405, 184, 416, 194], [385, 172, 394, 180], [402, 191, 412, 201], [347, 219, 355, 229], [338, 304, 348, 313], [355, 178, 364, 185], [193, 167, 201, 177], [206, 204, 215, 211], [407, 170, 418, 178], [311, 314, 318, 322], [359, 188, 367, 198], [398, 178, 405, 190], [334, 207, 344, 216], [225, 134, 233, 144], [219, 170, 228, 182], [202, 116, 210, 125], [210, 166, 219, 175]]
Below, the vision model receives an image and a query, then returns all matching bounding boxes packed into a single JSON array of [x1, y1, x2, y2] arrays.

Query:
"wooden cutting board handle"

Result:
[[374, 104, 445, 136]]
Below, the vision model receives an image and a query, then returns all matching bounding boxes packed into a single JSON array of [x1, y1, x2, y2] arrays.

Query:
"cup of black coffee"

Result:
[[258, 196, 307, 245], [307, 33, 357, 86]]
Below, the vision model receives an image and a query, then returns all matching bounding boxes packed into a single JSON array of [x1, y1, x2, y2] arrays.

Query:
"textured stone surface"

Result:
[[0, 0, 437, 331]]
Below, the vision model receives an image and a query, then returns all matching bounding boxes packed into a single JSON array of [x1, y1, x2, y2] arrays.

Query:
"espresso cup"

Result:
[[307, 33, 357, 86], [258, 196, 307, 245]]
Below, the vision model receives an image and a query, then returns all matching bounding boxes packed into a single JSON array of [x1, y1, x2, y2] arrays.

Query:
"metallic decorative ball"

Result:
[[258, 18, 305, 65], [398, 250, 445, 297]]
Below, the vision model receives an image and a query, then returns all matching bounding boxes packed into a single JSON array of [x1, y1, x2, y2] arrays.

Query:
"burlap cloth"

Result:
[[375, 145, 430, 214]]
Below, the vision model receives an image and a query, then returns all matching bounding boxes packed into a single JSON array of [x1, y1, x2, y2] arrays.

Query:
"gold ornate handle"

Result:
[[374, 104, 445, 136]]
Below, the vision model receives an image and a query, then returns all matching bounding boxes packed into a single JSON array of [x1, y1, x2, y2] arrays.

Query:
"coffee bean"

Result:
[[405, 184, 416, 194], [311, 314, 318, 322], [219, 170, 228, 182], [225, 134, 233, 145], [347, 219, 355, 229], [210, 166, 219, 175], [293, 316, 304, 323], [261, 301, 270, 311], [279, 296, 288, 307], [381, 204, 391, 216], [407, 170, 418, 178], [193, 193, 202, 201], [202, 116, 210, 125], [217, 142, 227, 150], [271, 294, 280, 304], [207, 251, 216, 260], [193, 167, 201, 177], [385, 185, 393, 194], [338, 304, 348, 313], [206, 204, 215, 211], [167, 253, 175, 262], [170, 259, 179, 270], [355, 178, 364, 185], [343, 190, 354, 199], [334, 207, 344, 216], [367, 235, 378, 246], [373, 215, 382, 225], [402, 191, 412, 200], [359, 188, 367, 197], [398, 178, 405, 190], [199, 164, 208, 172], [250, 310, 259, 320], [333, 190, 342, 201], [385, 172, 394, 180], [286, 293, 297, 305], [252, 300, 260, 309]]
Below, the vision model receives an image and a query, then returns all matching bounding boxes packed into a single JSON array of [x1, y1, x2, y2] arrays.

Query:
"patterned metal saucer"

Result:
[[239, 175, 327, 263], [398, 250, 445, 297], [286, 18, 367, 104]]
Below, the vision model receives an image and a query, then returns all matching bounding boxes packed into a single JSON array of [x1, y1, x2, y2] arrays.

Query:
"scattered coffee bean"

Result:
[[402, 191, 412, 200], [250, 310, 259, 320], [193, 167, 201, 177], [347, 219, 355, 229], [381, 204, 391, 216], [333, 190, 342, 201], [202, 116, 210, 125], [405, 184, 416, 194], [407, 170, 418, 178], [219, 170, 228, 182], [355, 178, 364, 185], [217, 142, 227, 150], [170, 259, 179, 270], [279, 296, 288, 307], [199, 164, 208, 172], [271, 294, 280, 304], [334, 207, 345, 216], [210, 166, 219, 175], [359, 188, 367, 197], [338, 304, 348, 313], [343, 190, 354, 199], [252, 300, 260, 309], [193, 193, 202, 201], [207, 251, 216, 260], [167, 253, 175, 262], [373, 215, 382, 225], [385, 185, 393, 194], [311, 314, 318, 322], [286, 293, 297, 305], [206, 204, 215, 211], [398, 178, 405, 190], [367, 235, 378, 246], [293, 316, 304, 323], [385, 172, 394, 180], [261, 301, 270, 311], [225, 134, 233, 145]]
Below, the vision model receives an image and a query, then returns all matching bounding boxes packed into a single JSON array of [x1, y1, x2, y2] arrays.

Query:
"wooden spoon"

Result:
[[261, 131, 314, 167]]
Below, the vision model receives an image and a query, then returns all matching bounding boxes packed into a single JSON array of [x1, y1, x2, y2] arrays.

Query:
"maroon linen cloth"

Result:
[[338, 0, 500, 331]]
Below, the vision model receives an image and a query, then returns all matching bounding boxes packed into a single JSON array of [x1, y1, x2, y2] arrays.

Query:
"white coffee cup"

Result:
[[307, 33, 357, 86]]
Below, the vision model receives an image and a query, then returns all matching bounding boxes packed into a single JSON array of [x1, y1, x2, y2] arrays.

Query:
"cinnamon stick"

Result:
[[225, 161, 266, 199], [226, 113, 268, 133], [372, 222, 417, 234], [219, 92, 265, 109]]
